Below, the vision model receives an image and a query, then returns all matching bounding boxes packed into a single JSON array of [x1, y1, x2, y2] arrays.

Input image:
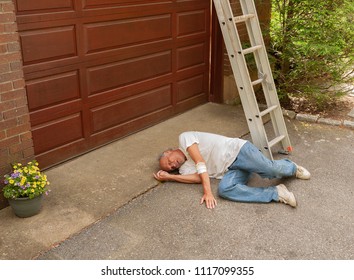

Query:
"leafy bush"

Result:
[[270, 0, 354, 111]]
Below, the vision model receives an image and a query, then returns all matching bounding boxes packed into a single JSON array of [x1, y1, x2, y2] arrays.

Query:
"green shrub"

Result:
[[270, 0, 354, 111]]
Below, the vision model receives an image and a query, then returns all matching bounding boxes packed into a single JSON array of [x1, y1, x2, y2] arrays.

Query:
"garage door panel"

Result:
[[26, 71, 80, 111], [35, 139, 89, 169], [84, 15, 172, 54], [86, 75, 173, 110], [20, 26, 77, 66], [177, 9, 207, 37], [32, 113, 84, 155], [88, 51, 172, 95], [89, 106, 174, 149], [177, 43, 206, 70], [91, 85, 172, 133], [83, 0, 172, 9], [175, 0, 204, 3], [15, 0, 74, 14], [177, 74, 204, 102], [29, 100, 82, 127], [175, 94, 208, 114]]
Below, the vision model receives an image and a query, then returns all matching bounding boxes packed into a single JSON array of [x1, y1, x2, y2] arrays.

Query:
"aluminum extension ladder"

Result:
[[213, 0, 292, 159]]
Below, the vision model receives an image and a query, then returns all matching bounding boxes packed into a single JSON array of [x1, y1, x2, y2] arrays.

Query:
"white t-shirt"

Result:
[[178, 131, 247, 179]]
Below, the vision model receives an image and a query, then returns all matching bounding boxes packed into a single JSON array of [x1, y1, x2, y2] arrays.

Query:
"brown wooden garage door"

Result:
[[15, 0, 211, 168]]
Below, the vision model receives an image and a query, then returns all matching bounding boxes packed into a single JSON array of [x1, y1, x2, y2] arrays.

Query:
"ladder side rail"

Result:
[[240, 0, 292, 152], [238, 0, 287, 154], [213, 0, 272, 158], [242, 12, 286, 149], [240, 0, 278, 107], [219, 0, 272, 157], [221, 0, 272, 155]]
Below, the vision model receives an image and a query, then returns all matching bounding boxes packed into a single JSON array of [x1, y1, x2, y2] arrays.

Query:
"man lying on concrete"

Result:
[[153, 131, 310, 209]]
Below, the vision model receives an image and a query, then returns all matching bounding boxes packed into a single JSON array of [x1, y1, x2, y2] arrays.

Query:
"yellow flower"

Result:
[[9, 180, 14, 184], [20, 177, 26, 186], [31, 189, 34, 193]]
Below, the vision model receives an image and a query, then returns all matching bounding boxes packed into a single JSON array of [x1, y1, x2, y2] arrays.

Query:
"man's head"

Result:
[[159, 149, 186, 172]]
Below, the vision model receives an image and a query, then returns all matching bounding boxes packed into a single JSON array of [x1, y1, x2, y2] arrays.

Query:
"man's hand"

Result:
[[153, 170, 171, 181], [200, 193, 217, 209], [154, 170, 217, 209]]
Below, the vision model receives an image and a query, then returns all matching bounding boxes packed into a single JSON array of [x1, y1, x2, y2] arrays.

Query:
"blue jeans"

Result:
[[218, 141, 297, 203]]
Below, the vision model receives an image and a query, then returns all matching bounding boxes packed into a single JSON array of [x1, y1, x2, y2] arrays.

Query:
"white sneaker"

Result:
[[276, 184, 297, 207], [295, 165, 311, 180]]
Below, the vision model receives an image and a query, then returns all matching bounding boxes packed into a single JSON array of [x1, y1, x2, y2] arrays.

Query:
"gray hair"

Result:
[[157, 148, 173, 161]]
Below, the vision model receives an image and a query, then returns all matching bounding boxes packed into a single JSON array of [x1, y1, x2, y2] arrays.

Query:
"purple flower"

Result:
[[11, 172, 20, 178]]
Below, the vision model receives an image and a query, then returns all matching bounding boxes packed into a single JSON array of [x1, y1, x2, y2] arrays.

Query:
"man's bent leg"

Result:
[[233, 141, 296, 179], [218, 169, 278, 203]]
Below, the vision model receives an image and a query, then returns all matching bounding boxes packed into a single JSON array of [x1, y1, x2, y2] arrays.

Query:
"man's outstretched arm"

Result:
[[186, 143, 217, 209], [153, 170, 216, 209], [153, 170, 201, 184]]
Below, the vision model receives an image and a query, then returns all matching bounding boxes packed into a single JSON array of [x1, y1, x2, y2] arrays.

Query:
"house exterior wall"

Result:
[[0, 0, 35, 208]]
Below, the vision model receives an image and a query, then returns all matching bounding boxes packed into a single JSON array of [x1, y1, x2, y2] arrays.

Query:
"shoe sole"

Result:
[[288, 192, 297, 208]]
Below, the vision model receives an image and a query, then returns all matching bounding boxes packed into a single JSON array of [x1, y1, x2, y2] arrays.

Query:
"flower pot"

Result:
[[8, 195, 43, 218]]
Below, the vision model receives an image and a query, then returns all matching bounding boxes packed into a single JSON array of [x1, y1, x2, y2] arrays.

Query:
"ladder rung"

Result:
[[259, 105, 278, 117], [268, 135, 285, 148], [233, 14, 255, 23], [252, 72, 268, 86], [251, 78, 263, 86], [242, 45, 262, 55]]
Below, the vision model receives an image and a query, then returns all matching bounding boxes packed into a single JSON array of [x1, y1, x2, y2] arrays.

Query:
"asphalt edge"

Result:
[[282, 108, 354, 130]]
